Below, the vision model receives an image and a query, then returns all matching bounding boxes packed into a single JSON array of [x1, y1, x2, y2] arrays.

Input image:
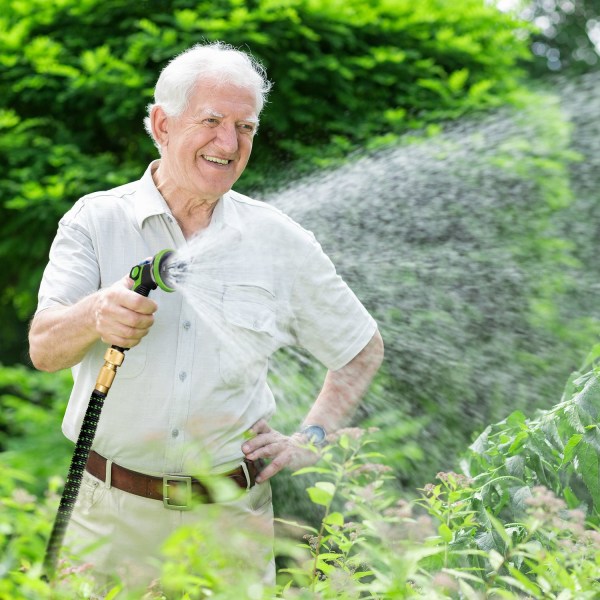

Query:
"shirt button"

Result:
[[179, 371, 187, 381], [183, 320, 191, 330], [171, 429, 179, 438]]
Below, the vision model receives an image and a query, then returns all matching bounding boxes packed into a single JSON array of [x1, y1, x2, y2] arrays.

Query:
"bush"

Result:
[[0, 0, 532, 355], [2, 356, 600, 598], [0, 365, 72, 491]]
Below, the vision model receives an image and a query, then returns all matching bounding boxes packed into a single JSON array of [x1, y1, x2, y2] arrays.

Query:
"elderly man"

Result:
[[29, 41, 383, 594]]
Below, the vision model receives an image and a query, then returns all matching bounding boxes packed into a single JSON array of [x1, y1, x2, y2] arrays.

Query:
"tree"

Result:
[[502, 0, 600, 74], [0, 0, 532, 363]]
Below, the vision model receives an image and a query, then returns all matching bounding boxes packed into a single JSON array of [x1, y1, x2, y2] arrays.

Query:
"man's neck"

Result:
[[151, 162, 220, 239]]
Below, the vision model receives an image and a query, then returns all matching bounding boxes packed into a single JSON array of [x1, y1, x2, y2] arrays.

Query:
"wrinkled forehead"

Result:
[[188, 77, 260, 117]]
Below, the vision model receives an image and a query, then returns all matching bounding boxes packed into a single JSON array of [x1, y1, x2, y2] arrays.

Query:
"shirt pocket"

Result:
[[219, 284, 277, 386], [87, 339, 147, 381], [116, 344, 147, 379]]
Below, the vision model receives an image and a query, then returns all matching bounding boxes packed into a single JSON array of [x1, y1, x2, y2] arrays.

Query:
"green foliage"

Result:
[[279, 416, 600, 599], [465, 345, 600, 523], [416, 472, 600, 598], [515, 0, 600, 76], [0, 365, 72, 492], [409, 354, 600, 597], [0, 0, 532, 350], [2, 381, 600, 597]]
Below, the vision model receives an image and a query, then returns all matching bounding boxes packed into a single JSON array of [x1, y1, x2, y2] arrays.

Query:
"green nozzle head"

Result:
[[153, 249, 175, 292], [129, 249, 175, 296]]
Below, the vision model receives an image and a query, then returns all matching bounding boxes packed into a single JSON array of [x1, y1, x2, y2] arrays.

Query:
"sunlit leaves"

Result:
[[467, 366, 600, 519], [0, 0, 538, 364]]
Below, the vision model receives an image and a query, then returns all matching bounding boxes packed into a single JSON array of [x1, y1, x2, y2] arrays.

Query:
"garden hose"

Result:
[[43, 249, 175, 579]]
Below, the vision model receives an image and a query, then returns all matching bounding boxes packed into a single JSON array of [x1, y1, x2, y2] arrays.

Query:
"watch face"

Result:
[[303, 425, 326, 445]]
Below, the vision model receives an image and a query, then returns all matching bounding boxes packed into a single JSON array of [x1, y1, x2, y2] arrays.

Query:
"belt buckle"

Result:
[[163, 475, 193, 511]]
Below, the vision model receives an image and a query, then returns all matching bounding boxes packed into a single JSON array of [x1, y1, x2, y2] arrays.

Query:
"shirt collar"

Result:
[[135, 160, 244, 234], [211, 190, 243, 234], [134, 160, 173, 229]]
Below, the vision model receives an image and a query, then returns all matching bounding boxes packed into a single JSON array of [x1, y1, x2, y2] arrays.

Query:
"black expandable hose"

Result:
[[42, 249, 175, 579]]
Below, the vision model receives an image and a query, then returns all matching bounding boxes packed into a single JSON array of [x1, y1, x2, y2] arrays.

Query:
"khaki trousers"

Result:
[[62, 468, 275, 597]]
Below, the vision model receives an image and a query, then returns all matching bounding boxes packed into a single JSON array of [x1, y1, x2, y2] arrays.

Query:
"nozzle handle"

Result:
[[128, 249, 175, 296], [129, 260, 156, 297]]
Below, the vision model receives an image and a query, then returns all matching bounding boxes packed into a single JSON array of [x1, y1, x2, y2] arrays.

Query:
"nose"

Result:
[[215, 122, 239, 154]]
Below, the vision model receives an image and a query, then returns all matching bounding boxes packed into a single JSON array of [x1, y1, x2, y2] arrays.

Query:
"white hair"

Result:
[[144, 41, 272, 142]]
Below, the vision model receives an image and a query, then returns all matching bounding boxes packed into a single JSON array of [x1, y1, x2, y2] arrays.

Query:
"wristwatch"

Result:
[[300, 424, 327, 447]]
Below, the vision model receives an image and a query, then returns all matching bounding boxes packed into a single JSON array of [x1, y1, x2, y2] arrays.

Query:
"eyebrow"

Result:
[[205, 108, 259, 124], [206, 108, 224, 119]]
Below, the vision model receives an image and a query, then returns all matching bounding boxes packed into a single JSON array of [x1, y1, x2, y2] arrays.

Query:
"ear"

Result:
[[150, 105, 170, 148]]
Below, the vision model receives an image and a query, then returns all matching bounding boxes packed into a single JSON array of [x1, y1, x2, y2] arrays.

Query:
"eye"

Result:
[[203, 118, 220, 126], [238, 123, 256, 134]]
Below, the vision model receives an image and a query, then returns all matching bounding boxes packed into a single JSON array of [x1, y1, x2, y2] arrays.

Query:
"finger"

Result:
[[121, 275, 135, 290], [122, 290, 158, 314], [113, 321, 153, 343], [97, 303, 155, 333], [255, 453, 291, 483], [99, 323, 151, 348], [96, 305, 155, 346], [249, 419, 271, 435], [242, 420, 272, 453], [100, 334, 143, 349], [109, 278, 158, 314], [244, 437, 284, 460], [242, 431, 281, 456]]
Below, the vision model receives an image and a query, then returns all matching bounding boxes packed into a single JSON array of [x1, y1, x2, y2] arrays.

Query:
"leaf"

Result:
[[468, 78, 493, 100], [448, 68, 469, 93], [506, 411, 527, 428], [274, 518, 318, 533], [458, 579, 482, 600], [583, 424, 600, 453], [562, 486, 580, 509], [573, 373, 600, 424], [488, 549, 504, 572], [475, 508, 511, 551], [103, 586, 124, 600], [470, 426, 491, 454], [576, 442, 600, 510], [501, 566, 541, 595], [442, 568, 487, 584], [292, 466, 331, 476], [561, 433, 583, 467], [323, 512, 344, 527], [307, 482, 336, 507], [509, 486, 531, 514], [438, 523, 453, 543], [583, 343, 600, 368], [505, 455, 525, 478], [508, 431, 528, 454]]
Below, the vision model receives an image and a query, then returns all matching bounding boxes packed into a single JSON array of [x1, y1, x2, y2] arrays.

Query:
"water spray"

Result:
[[43, 249, 175, 579]]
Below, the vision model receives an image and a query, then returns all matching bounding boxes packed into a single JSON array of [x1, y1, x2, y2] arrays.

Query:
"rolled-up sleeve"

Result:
[[289, 241, 377, 371]]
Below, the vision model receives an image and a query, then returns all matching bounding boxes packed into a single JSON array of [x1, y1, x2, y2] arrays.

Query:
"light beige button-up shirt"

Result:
[[37, 161, 378, 475]]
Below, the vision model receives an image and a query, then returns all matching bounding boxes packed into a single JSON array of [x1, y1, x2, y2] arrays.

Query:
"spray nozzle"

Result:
[[129, 249, 176, 297]]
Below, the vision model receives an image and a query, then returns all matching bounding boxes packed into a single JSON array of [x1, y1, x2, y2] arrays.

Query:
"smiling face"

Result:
[[152, 80, 259, 205]]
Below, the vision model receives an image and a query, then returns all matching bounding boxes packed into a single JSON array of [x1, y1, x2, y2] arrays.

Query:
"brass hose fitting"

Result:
[[94, 347, 125, 394]]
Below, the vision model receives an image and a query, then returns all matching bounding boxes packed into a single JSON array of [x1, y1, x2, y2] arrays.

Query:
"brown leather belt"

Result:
[[85, 450, 261, 510]]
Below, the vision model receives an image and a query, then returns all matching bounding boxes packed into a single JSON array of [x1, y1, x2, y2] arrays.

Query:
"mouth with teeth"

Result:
[[203, 155, 231, 165]]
